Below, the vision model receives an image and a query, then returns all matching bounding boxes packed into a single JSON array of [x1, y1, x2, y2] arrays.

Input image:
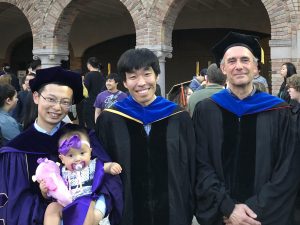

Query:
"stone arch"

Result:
[[262, 0, 300, 93], [262, 0, 294, 39], [0, 0, 37, 35], [119, 0, 188, 47], [118, 0, 145, 46], [162, 0, 300, 94], [36, 0, 136, 67], [117, 0, 191, 96], [42, 0, 137, 50], [36, 0, 81, 51], [155, 0, 188, 47], [5, 32, 32, 63], [0, 1, 35, 69]]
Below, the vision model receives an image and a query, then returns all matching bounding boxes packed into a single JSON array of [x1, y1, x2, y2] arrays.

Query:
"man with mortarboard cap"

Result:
[[193, 32, 299, 225], [0, 66, 123, 225]]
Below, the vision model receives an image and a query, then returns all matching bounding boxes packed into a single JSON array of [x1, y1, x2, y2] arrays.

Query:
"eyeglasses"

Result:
[[39, 93, 72, 109]]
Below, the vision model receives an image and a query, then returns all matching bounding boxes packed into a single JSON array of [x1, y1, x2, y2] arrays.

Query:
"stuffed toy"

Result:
[[32, 158, 72, 207]]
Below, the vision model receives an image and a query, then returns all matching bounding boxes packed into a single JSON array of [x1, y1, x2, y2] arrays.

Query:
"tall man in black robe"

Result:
[[0, 67, 122, 225], [95, 48, 195, 225], [194, 32, 299, 225]]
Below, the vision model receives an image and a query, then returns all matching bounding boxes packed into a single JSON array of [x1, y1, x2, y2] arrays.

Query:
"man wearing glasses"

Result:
[[0, 67, 122, 225]]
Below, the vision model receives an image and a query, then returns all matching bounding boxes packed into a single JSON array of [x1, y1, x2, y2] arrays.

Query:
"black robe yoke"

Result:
[[193, 98, 299, 225], [95, 106, 195, 225]]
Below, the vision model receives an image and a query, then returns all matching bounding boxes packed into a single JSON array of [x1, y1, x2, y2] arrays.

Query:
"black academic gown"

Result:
[[0, 124, 122, 225], [95, 105, 195, 225], [290, 104, 300, 225], [193, 98, 299, 225]]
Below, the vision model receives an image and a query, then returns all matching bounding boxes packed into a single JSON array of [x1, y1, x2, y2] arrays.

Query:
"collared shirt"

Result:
[[188, 84, 224, 116], [144, 124, 152, 135], [0, 109, 21, 144], [227, 85, 257, 99], [34, 120, 61, 136]]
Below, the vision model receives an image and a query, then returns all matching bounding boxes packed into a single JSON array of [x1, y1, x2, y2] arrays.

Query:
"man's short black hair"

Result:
[[30, 57, 41, 71], [117, 48, 160, 81], [106, 73, 121, 83]]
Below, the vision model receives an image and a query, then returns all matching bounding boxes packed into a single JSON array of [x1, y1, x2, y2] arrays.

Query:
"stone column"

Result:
[[136, 45, 172, 97], [32, 48, 69, 69]]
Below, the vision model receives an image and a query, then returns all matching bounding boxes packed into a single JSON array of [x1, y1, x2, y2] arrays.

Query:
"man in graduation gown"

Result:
[[0, 67, 122, 225], [193, 32, 300, 225], [95, 48, 196, 225]]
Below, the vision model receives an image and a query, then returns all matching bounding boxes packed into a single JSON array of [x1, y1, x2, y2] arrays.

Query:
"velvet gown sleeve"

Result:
[[0, 149, 47, 225], [193, 99, 235, 225]]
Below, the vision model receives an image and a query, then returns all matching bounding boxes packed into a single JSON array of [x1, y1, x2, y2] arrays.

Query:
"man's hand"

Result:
[[223, 204, 261, 225]]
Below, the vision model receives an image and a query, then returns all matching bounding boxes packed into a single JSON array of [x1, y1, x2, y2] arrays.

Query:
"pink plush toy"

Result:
[[32, 158, 72, 207]]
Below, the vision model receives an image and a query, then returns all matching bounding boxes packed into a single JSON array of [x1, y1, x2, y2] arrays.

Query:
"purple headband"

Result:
[[58, 134, 90, 155]]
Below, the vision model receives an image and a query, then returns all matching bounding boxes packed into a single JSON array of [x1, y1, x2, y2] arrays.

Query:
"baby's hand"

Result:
[[110, 162, 122, 175]]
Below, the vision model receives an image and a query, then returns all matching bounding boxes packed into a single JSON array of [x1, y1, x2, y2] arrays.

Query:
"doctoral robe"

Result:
[[0, 124, 122, 225], [95, 97, 195, 225], [193, 91, 299, 225]]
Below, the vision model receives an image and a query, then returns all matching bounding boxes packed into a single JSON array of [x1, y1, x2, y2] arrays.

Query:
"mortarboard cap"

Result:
[[212, 32, 261, 67], [29, 66, 83, 104], [167, 80, 191, 107]]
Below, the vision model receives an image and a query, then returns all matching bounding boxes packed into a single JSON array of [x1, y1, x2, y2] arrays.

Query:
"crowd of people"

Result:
[[0, 31, 300, 225]]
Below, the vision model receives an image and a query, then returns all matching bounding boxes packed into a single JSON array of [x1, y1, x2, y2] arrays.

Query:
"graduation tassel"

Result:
[[108, 63, 111, 75], [260, 47, 264, 64], [180, 84, 186, 107], [196, 61, 200, 76]]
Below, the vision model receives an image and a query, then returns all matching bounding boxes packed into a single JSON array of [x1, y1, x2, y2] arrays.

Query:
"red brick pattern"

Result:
[[1, 0, 300, 93]]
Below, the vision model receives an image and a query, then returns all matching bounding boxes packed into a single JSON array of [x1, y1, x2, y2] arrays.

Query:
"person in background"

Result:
[[95, 48, 195, 225], [167, 81, 193, 111], [253, 81, 267, 93], [28, 56, 42, 75], [3, 63, 20, 92], [0, 71, 12, 85], [84, 57, 105, 129], [286, 73, 300, 224], [12, 72, 36, 123], [278, 62, 297, 103], [188, 63, 225, 116], [194, 32, 299, 225], [0, 83, 21, 145], [19, 58, 42, 129], [75, 70, 88, 127], [189, 68, 207, 91], [287, 74, 300, 112], [253, 63, 269, 93], [94, 73, 127, 123]]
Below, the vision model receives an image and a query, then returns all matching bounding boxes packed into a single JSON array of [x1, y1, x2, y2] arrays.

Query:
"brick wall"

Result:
[[1, 0, 300, 93]]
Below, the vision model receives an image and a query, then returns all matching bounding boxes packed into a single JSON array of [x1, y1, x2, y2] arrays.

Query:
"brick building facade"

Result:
[[0, 0, 300, 95]]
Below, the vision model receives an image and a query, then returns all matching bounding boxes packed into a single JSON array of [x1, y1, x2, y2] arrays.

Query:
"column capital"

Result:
[[32, 48, 69, 68], [135, 44, 173, 62]]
